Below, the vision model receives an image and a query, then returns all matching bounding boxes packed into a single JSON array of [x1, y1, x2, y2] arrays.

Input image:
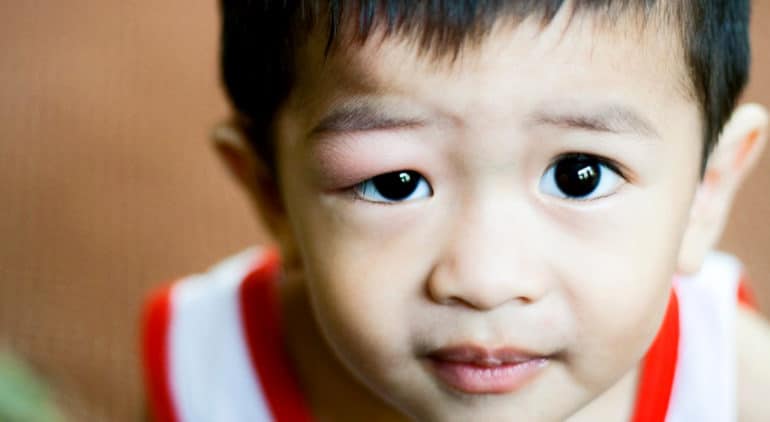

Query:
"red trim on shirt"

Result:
[[239, 248, 314, 422], [141, 284, 179, 422], [631, 289, 680, 422], [737, 274, 759, 310]]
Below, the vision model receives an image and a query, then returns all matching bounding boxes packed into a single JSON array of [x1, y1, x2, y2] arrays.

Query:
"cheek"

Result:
[[295, 236, 438, 400], [287, 197, 437, 371], [278, 136, 445, 369], [554, 178, 695, 387], [564, 258, 672, 385]]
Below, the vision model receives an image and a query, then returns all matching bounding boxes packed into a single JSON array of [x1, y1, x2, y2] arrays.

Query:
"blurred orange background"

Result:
[[1, 2, 769, 420]]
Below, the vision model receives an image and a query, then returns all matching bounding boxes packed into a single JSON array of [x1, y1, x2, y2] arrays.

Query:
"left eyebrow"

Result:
[[527, 103, 661, 140], [307, 101, 429, 140]]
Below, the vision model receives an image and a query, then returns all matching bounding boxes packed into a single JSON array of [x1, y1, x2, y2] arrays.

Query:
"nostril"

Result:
[[429, 287, 540, 310], [445, 296, 477, 308], [437, 296, 482, 309], [442, 297, 462, 306]]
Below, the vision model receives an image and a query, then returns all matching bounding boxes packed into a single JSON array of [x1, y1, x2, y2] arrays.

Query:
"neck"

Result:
[[566, 365, 640, 422], [278, 273, 409, 422]]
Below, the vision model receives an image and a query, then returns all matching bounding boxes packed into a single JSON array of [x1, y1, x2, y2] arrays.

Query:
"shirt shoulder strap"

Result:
[[141, 247, 284, 422], [666, 252, 742, 422]]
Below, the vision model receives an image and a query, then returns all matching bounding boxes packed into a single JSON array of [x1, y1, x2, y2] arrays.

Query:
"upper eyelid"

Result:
[[349, 170, 431, 189], [548, 153, 628, 181]]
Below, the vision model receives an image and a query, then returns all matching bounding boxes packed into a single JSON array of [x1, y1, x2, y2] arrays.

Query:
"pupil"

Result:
[[373, 171, 419, 200], [555, 156, 601, 198]]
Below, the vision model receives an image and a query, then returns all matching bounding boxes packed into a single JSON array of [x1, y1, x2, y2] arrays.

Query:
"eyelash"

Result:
[[548, 153, 628, 180], [344, 153, 630, 204], [540, 153, 629, 201]]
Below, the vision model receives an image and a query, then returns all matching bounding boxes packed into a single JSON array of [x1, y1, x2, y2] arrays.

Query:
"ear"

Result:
[[678, 103, 768, 274], [211, 120, 288, 240]]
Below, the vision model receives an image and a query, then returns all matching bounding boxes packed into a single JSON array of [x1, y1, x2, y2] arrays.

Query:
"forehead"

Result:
[[283, 7, 697, 144]]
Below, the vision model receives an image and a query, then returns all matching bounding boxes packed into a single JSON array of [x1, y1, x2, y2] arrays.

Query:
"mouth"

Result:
[[425, 344, 549, 394]]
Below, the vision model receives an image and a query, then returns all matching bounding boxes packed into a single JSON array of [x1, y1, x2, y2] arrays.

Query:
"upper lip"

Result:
[[427, 344, 545, 367]]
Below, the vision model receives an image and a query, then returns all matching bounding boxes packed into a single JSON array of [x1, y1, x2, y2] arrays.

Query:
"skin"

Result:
[[213, 4, 770, 422]]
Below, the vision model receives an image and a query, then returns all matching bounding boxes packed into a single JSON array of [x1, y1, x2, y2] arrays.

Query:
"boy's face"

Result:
[[273, 9, 702, 421]]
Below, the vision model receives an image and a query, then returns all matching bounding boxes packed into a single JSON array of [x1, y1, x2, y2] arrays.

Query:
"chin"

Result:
[[391, 392, 574, 422], [409, 406, 555, 422]]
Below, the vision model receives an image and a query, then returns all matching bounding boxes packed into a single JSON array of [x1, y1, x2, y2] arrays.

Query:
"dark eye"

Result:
[[354, 170, 433, 203], [540, 154, 624, 200]]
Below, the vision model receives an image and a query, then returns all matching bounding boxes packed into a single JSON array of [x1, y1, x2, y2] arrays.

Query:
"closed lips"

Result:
[[426, 344, 549, 394]]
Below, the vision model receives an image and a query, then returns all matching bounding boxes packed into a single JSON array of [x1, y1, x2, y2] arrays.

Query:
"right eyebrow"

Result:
[[527, 103, 662, 140], [307, 101, 430, 140]]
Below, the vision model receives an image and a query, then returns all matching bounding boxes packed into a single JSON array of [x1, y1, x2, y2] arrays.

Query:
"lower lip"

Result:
[[428, 358, 548, 394]]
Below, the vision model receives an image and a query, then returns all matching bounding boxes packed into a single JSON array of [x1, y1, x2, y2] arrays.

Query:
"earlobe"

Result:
[[677, 103, 768, 274]]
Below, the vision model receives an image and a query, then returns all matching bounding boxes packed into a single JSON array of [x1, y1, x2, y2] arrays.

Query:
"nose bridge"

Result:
[[429, 185, 546, 310]]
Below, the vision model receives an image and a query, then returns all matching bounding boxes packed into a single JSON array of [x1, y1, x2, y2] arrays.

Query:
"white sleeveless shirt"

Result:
[[142, 248, 749, 422]]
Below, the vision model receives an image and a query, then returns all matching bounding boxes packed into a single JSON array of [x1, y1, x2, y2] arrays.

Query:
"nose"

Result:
[[427, 193, 548, 310]]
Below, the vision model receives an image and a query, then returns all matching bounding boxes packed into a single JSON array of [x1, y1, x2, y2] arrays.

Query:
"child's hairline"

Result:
[[286, 1, 692, 100], [222, 1, 750, 175], [257, 4, 700, 161]]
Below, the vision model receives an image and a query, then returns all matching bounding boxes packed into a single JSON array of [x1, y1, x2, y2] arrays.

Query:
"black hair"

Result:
[[219, 0, 750, 169]]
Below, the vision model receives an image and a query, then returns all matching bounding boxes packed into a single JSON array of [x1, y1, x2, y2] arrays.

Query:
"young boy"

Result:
[[142, 1, 770, 420]]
